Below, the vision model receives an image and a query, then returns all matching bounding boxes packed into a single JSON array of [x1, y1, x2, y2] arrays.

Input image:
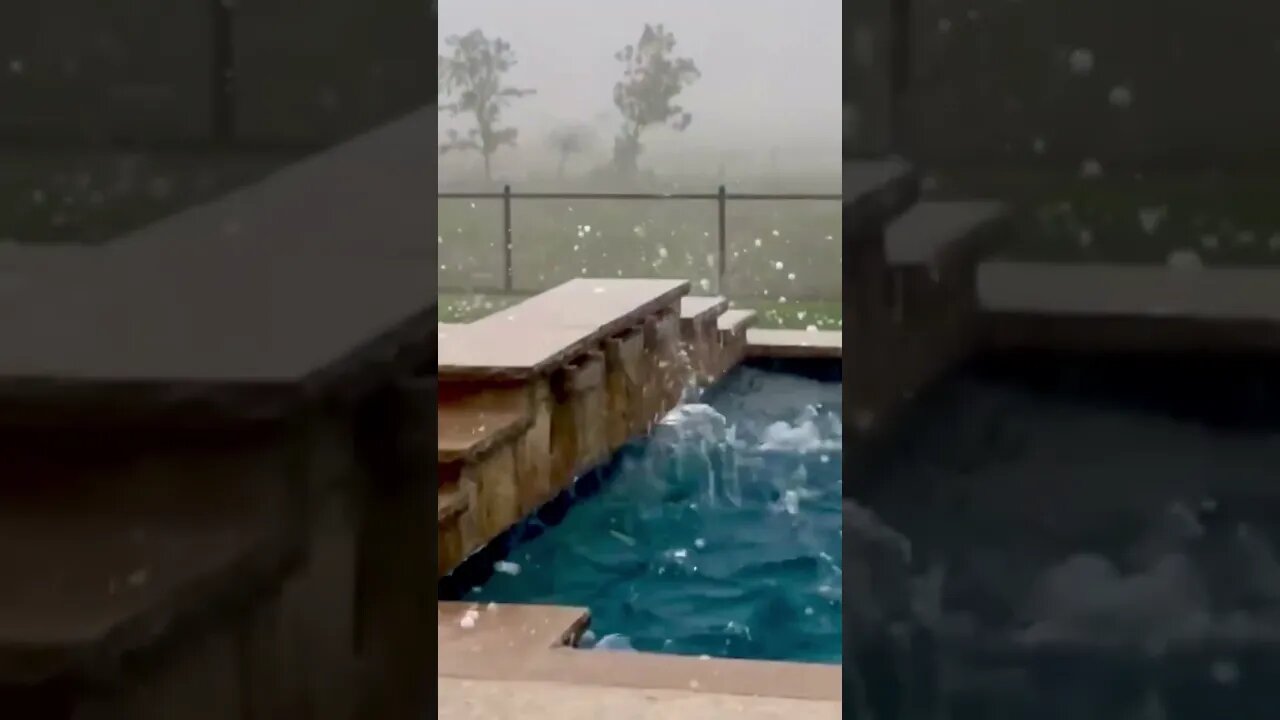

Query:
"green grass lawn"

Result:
[[439, 292, 843, 330], [438, 174, 843, 329], [0, 148, 299, 245], [438, 184, 841, 301]]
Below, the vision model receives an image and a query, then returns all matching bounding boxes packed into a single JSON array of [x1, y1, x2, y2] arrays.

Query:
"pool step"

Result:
[[679, 296, 730, 382], [853, 200, 1011, 437], [885, 200, 1011, 269], [978, 261, 1280, 353], [680, 295, 731, 322], [745, 329, 841, 359], [716, 309, 758, 375], [437, 384, 533, 465]]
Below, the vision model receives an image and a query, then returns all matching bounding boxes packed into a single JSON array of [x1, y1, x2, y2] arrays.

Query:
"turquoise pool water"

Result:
[[463, 366, 842, 664]]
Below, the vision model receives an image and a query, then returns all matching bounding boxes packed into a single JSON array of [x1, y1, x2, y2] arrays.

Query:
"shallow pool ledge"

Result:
[[438, 601, 841, 713]]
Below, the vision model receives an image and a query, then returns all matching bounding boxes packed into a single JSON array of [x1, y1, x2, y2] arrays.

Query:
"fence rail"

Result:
[[438, 185, 841, 295]]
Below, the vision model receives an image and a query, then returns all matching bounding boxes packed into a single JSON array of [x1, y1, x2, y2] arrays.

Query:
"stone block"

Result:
[[274, 437, 363, 720], [645, 308, 683, 422], [437, 516, 463, 581], [396, 374, 436, 478], [604, 327, 646, 446], [515, 380, 553, 515], [695, 315, 720, 383], [548, 367, 579, 494], [466, 443, 518, 546], [237, 594, 308, 719], [678, 317, 705, 384], [719, 327, 748, 378], [566, 351, 608, 474]]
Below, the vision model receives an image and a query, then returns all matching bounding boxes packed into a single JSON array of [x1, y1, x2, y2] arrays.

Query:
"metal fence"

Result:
[[437, 185, 841, 295]]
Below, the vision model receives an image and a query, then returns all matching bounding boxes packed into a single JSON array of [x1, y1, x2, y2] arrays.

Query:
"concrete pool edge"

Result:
[[438, 602, 842, 704], [438, 678, 841, 720]]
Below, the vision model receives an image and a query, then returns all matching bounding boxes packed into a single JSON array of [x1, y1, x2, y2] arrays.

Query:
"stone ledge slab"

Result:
[[438, 279, 689, 380], [437, 602, 840, 705], [745, 329, 842, 359], [438, 678, 841, 720], [845, 159, 919, 235], [978, 261, 1280, 321], [437, 385, 532, 464], [886, 200, 1011, 268], [0, 108, 438, 427]]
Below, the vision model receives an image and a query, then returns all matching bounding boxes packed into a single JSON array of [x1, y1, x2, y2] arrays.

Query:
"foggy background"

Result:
[[438, 0, 841, 185]]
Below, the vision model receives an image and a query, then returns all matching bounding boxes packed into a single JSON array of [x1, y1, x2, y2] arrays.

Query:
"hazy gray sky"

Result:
[[439, 0, 841, 178]]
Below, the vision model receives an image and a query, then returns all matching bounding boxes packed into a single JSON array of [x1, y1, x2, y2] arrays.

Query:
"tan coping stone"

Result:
[[437, 385, 533, 464], [717, 309, 758, 333], [679, 295, 729, 322], [438, 602, 588, 663], [885, 200, 1009, 268], [0, 110, 438, 426], [846, 159, 919, 231], [438, 678, 841, 720], [438, 279, 689, 380], [978, 261, 1280, 321], [437, 322, 594, 381], [745, 329, 842, 359], [522, 646, 842, 703], [437, 602, 840, 704], [493, 278, 689, 332]]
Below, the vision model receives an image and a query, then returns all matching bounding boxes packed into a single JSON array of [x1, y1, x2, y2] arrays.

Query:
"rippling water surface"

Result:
[[846, 356, 1280, 719], [467, 366, 843, 663]]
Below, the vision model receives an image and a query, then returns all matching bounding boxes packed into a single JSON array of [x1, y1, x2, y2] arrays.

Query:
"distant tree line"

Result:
[[437, 23, 699, 182]]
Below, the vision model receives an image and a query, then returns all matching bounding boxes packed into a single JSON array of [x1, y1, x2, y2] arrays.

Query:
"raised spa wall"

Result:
[[435, 281, 762, 580]]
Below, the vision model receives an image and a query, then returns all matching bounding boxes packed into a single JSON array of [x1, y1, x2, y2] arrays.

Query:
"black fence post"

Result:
[[502, 185, 513, 293], [716, 185, 727, 295]]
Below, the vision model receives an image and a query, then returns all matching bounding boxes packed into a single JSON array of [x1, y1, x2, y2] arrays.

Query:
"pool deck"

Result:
[[437, 602, 841, 717], [438, 679, 840, 719]]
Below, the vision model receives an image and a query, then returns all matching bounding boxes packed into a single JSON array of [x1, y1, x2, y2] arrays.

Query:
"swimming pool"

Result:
[[849, 352, 1280, 719], [447, 365, 843, 664]]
